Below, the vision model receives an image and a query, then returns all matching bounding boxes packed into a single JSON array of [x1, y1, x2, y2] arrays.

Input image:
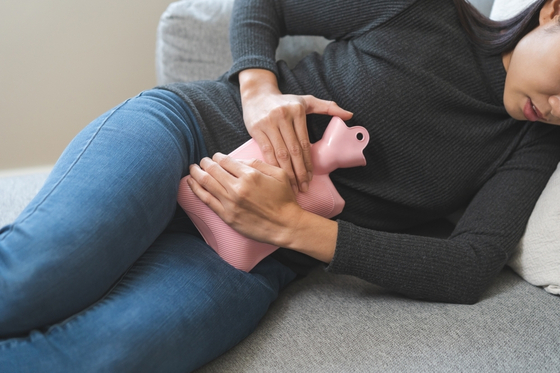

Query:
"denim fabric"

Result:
[[0, 89, 296, 372]]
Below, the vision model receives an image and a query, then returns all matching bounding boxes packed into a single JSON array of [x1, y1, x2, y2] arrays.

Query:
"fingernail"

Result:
[[292, 184, 299, 195], [301, 182, 309, 193]]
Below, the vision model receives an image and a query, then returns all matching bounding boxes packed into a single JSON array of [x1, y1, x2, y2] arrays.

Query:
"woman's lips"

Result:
[[523, 99, 542, 122]]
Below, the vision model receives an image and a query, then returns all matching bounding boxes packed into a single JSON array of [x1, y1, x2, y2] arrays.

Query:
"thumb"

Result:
[[303, 96, 353, 120]]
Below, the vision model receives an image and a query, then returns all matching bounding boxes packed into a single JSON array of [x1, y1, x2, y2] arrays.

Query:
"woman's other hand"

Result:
[[239, 69, 353, 193], [188, 153, 338, 263], [188, 153, 304, 248]]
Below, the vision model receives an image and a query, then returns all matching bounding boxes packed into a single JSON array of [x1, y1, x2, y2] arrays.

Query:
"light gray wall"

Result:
[[0, 0, 173, 171]]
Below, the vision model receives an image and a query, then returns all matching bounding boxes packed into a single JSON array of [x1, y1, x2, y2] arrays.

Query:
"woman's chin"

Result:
[[503, 101, 524, 121]]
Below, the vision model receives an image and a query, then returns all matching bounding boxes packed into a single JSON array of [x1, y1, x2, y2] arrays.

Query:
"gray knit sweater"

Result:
[[162, 0, 560, 304]]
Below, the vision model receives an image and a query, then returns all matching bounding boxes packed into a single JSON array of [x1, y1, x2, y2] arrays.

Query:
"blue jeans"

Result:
[[0, 89, 297, 372]]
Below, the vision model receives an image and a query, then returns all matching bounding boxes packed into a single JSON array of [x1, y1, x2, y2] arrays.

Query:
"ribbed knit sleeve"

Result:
[[327, 124, 560, 304], [228, 0, 416, 82]]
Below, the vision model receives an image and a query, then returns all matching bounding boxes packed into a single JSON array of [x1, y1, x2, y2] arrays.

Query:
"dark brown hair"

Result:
[[453, 0, 547, 54]]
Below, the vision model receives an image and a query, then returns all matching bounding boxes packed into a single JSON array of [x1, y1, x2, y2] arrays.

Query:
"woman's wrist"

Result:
[[239, 69, 281, 100], [283, 210, 338, 263]]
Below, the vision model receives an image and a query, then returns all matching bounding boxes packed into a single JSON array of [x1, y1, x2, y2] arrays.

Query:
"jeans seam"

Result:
[[0, 97, 134, 243]]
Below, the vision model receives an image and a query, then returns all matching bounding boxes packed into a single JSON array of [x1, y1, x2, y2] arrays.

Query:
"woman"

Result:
[[1, 0, 559, 371]]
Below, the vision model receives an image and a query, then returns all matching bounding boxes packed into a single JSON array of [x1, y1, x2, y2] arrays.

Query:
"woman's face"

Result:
[[503, 1, 560, 125]]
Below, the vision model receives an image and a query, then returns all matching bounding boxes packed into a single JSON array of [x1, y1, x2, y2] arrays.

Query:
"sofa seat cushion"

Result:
[[196, 266, 560, 372]]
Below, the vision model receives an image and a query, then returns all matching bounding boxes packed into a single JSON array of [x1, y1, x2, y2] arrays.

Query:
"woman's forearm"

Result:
[[282, 210, 338, 263]]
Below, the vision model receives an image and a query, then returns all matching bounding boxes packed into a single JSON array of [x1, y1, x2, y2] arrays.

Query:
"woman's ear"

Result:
[[539, 0, 560, 25]]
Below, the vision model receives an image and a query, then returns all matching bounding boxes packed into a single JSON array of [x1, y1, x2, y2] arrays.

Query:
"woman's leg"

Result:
[[0, 217, 297, 373], [0, 89, 207, 337]]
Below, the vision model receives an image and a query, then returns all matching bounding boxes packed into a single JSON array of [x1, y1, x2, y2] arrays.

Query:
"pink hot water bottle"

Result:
[[177, 116, 369, 272]]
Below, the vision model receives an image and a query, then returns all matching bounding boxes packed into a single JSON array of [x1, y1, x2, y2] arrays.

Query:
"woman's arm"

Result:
[[229, 0, 415, 81], [327, 124, 560, 304], [230, 0, 414, 191], [189, 122, 560, 304]]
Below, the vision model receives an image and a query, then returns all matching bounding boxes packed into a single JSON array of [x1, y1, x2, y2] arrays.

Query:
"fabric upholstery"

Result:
[[156, 0, 330, 85], [196, 267, 560, 372], [0, 173, 49, 228]]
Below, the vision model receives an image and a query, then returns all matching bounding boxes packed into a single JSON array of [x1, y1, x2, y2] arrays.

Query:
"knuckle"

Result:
[[248, 158, 262, 168], [204, 162, 219, 174], [305, 160, 314, 171], [300, 139, 311, 152], [288, 144, 302, 156], [221, 211, 235, 225], [245, 168, 260, 182], [198, 173, 212, 187], [275, 147, 290, 161], [232, 183, 250, 201], [270, 106, 287, 120], [197, 192, 212, 206], [260, 143, 274, 155], [291, 101, 305, 114], [296, 169, 308, 181]]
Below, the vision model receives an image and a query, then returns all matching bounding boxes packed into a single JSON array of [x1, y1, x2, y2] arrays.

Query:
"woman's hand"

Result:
[[188, 153, 304, 248], [188, 153, 338, 262], [239, 69, 353, 194]]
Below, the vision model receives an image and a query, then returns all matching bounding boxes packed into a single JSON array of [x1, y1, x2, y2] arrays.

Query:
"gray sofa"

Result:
[[1, 0, 559, 371]]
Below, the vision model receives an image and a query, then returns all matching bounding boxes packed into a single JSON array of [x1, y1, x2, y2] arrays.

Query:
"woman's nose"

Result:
[[549, 95, 560, 118]]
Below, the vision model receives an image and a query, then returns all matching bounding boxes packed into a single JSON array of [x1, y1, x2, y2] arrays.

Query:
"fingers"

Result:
[[188, 155, 256, 219], [277, 114, 311, 193], [303, 96, 354, 120], [237, 157, 284, 180], [291, 112, 313, 188], [252, 108, 310, 193], [242, 92, 352, 193], [250, 130, 280, 168], [188, 154, 294, 215], [187, 160, 229, 216], [190, 154, 267, 199], [259, 121, 300, 194]]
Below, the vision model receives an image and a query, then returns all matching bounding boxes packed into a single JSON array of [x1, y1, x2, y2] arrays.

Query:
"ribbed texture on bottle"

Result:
[[177, 177, 278, 272]]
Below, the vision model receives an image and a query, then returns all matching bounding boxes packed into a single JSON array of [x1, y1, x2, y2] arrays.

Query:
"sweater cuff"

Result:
[[325, 219, 356, 274], [227, 56, 280, 84]]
